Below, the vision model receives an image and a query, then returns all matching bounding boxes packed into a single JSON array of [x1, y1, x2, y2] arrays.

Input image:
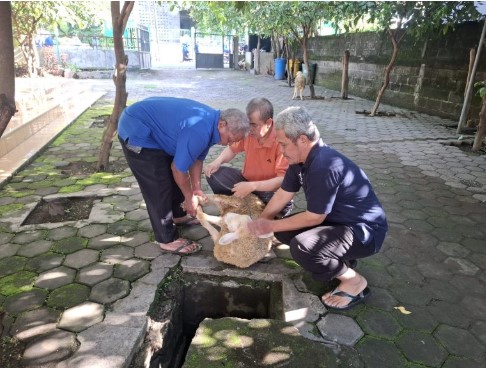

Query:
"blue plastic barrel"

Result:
[[274, 58, 286, 80]]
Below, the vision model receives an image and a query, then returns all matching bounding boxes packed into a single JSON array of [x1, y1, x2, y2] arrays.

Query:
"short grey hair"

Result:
[[275, 106, 320, 143], [220, 108, 249, 136], [246, 97, 273, 121]]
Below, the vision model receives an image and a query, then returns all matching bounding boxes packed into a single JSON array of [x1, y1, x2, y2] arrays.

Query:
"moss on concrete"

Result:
[[47, 283, 90, 309], [0, 204, 25, 217], [0, 271, 37, 296]]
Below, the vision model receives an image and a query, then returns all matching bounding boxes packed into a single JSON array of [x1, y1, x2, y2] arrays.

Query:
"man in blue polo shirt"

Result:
[[118, 97, 249, 255], [248, 106, 387, 310]]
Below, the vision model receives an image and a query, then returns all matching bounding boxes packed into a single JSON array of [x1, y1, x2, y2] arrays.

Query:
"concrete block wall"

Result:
[[307, 22, 486, 119]]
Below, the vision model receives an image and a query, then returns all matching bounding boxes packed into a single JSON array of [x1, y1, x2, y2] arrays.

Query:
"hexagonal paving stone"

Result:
[[35, 266, 76, 290], [125, 209, 149, 221], [134, 242, 161, 259], [120, 231, 150, 247], [394, 305, 438, 333], [389, 282, 432, 307], [100, 245, 134, 264], [10, 307, 61, 341], [386, 264, 425, 285], [106, 220, 138, 235], [437, 242, 470, 257], [470, 320, 486, 346], [47, 283, 90, 309], [88, 233, 122, 250], [76, 262, 113, 286], [0, 243, 20, 259], [362, 287, 397, 312], [442, 356, 484, 368], [22, 330, 79, 366], [444, 257, 479, 276], [434, 324, 485, 360], [0, 232, 14, 245], [316, 313, 363, 346], [0, 256, 27, 277], [11, 230, 45, 245], [46, 226, 78, 241], [0, 270, 37, 296], [25, 252, 64, 272], [356, 337, 406, 368], [114, 259, 150, 282], [3, 289, 48, 314], [460, 294, 486, 321], [77, 224, 107, 239], [16, 240, 52, 258], [51, 237, 87, 254], [396, 330, 448, 367], [357, 309, 402, 339], [417, 262, 453, 281], [58, 301, 104, 332], [90, 278, 130, 304], [63, 249, 99, 268]]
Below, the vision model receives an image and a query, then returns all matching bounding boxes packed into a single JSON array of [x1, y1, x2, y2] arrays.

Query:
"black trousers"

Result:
[[206, 166, 293, 217], [119, 137, 185, 243], [275, 216, 379, 282]]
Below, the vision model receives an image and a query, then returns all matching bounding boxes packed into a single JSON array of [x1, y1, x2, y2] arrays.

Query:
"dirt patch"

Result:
[[22, 197, 97, 225], [60, 160, 126, 175], [355, 110, 397, 117], [0, 335, 25, 368], [442, 140, 486, 156]]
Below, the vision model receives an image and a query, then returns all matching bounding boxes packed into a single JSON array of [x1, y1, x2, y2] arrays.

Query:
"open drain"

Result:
[[131, 270, 283, 368], [22, 196, 98, 225]]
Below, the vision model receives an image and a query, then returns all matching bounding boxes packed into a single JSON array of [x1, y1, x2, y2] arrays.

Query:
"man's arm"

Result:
[[204, 146, 237, 177], [232, 176, 284, 198], [247, 188, 326, 236], [171, 162, 199, 216], [189, 159, 204, 193]]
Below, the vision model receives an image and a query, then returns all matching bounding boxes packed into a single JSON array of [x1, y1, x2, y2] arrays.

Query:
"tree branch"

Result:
[[119, 1, 135, 31]]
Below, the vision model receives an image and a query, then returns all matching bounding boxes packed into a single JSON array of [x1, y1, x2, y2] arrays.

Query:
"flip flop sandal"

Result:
[[323, 286, 371, 311], [160, 239, 202, 255]]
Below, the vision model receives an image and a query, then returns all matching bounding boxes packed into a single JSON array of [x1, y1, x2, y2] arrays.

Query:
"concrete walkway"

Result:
[[0, 69, 485, 367]]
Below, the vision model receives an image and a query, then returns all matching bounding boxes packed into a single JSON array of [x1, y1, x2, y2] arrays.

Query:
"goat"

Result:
[[196, 194, 273, 268]]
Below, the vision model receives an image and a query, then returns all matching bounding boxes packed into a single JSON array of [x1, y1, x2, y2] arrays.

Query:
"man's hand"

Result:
[[247, 218, 273, 237], [183, 194, 202, 217], [232, 181, 254, 198], [204, 161, 220, 177]]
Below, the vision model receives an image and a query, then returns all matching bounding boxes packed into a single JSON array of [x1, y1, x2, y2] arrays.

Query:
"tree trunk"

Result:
[[233, 35, 239, 71], [370, 29, 400, 116], [341, 50, 350, 99], [473, 89, 486, 151], [0, 1, 16, 138], [97, 1, 134, 171], [302, 37, 315, 99]]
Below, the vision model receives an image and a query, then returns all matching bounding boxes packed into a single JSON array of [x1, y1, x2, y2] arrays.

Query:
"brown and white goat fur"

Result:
[[196, 194, 273, 268]]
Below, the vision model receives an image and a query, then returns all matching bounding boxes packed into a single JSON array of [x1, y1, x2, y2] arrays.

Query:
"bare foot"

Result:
[[322, 271, 368, 309], [159, 238, 201, 254]]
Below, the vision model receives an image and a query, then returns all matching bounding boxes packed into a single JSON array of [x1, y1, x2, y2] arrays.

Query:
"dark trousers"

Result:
[[206, 166, 293, 216], [119, 137, 185, 243], [275, 217, 379, 282]]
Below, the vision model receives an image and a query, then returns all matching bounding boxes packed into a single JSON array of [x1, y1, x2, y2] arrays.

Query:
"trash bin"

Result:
[[302, 63, 317, 84], [288, 59, 301, 78], [274, 58, 286, 80]]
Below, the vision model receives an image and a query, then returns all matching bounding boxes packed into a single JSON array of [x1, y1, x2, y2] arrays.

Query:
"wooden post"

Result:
[[457, 18, 486, 134], [465, 48, 476, 98], [341, 50, 350, 100]]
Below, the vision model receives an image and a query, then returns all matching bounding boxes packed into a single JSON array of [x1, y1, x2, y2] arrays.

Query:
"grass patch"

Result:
[[0, 204, 25, 217]]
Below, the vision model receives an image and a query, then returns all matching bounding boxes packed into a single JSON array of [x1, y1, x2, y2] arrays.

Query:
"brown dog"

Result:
[[292, 71, 306, 100]]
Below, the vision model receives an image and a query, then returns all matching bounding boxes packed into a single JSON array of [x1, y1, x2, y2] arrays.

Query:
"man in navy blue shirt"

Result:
[[118, 97, 249, 255], [248, 106, 387, 310]]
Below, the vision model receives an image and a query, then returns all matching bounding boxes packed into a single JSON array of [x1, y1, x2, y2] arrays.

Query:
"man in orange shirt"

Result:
[[204, 97, 293, 216]]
